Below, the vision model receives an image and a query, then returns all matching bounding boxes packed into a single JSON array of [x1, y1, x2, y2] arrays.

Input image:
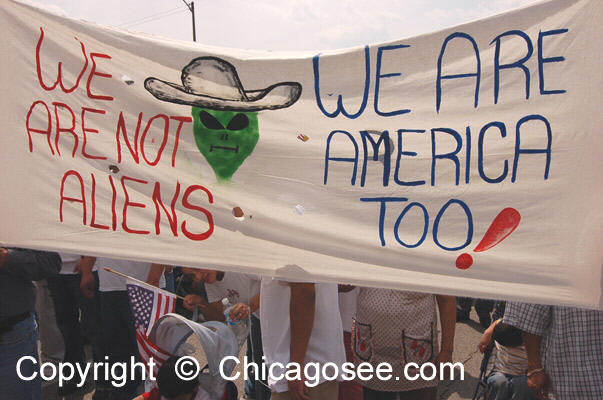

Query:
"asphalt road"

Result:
[[438, 310, 486, 400]]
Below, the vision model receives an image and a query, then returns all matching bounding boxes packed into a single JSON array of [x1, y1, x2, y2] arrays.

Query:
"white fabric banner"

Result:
[[1, 0, 601, 309]]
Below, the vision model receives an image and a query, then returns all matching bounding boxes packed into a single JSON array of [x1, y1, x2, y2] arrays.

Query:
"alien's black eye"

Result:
[[199, 111, 224, 130], [226, 113, 249, 131]]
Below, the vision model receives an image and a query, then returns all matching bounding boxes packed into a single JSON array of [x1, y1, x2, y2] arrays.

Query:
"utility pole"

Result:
[[182, 0, 196, 41]]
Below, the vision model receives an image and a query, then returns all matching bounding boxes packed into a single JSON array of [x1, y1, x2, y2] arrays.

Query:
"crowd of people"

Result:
[[0, 247, 601, 400]]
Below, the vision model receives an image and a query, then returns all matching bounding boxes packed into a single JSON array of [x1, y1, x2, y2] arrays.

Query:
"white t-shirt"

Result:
[[338, 287, 359, 332], [95, 257, 164, 292], [260, 278, 345, 393], [59, 252, 80, 274], [205, 272, 261, 318]]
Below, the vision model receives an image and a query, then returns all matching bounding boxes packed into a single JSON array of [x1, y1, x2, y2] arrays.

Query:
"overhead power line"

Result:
[[181, 0, 196, 42], [117, 6, 187, 28]]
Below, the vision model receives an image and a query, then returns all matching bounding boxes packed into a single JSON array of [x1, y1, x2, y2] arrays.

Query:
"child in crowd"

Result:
[[181, 268, 269, 400], [478, 318, 536, 400], [181, 268, 260, 322]]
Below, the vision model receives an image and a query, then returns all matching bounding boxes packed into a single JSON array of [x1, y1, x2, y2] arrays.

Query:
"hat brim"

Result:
[[145, 78, 302, 112]]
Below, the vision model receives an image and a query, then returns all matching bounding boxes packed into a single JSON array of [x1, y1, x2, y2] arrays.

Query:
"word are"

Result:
[[314, 28, 568, 117]]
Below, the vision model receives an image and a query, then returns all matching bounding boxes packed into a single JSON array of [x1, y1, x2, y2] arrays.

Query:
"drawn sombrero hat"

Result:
[[145, 56, 302, 111]]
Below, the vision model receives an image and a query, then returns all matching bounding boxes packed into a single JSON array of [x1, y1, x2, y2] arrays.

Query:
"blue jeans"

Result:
[[0, 314, 41, 400], [487, 371, 536, 400]]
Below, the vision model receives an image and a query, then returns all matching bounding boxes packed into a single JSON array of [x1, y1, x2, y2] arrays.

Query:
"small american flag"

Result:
[[126, 279, 176, 375]]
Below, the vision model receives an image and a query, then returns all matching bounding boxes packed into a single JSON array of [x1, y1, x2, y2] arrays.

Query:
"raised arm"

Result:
[[478, 318, 502, 353]]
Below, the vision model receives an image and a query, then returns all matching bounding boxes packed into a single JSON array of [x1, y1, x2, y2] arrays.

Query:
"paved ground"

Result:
[[41, 310, 487, 400], [438, 312, 486, 400]]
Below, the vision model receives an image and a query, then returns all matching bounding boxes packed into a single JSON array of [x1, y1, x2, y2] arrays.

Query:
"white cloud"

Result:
[[28, 0, 541, 51], [426, 0, 540, 29], [16, 0, 69, 16]]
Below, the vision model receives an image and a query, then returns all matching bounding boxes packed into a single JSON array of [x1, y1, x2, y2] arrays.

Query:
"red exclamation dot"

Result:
[[456, 253, 474, 270], [456, 207, 521, 269]]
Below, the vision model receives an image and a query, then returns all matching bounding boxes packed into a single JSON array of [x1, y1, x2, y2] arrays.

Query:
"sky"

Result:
[[26, 0, 540, 51]]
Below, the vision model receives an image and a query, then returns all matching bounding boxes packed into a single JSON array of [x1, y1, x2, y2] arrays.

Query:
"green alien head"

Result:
[[192, 107, 259, 182], [144, 56, 302, 181]]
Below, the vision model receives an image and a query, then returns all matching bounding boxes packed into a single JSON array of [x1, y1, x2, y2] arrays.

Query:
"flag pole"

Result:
[[103, 267, 186, 301]]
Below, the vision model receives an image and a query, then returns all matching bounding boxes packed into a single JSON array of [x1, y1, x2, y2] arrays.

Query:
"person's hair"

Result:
[[492, 322, 523, 347], [157, 356, 199, 399]]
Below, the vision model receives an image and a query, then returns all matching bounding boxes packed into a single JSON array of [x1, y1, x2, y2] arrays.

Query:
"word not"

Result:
[[220, 356, 464, 387], [17, 356, 156, 388], [59, 170, 214, 241]]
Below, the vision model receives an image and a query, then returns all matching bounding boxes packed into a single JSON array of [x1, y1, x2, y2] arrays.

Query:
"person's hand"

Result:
[[183, 294, 203, 311], [527, 369, 550, 400], [228, 303, 250, 321], [478, 332, 493, 353], [287, 377, 310, 400], [80, 271, 96, 299], [0, 248, 8, 270], [435, 348, 453, 365]]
